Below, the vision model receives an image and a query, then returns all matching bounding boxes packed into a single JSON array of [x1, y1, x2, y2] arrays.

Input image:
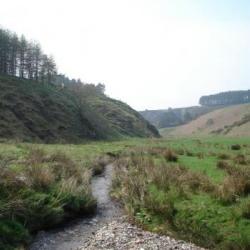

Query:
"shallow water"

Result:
[[30, 164, 121, 250]]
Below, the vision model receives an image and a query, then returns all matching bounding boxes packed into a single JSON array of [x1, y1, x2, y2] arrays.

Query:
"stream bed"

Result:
[[30, 164, 121, 250]]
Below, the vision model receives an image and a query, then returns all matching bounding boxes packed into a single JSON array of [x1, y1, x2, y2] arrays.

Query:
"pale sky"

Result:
[[0, 0, 250, 110]]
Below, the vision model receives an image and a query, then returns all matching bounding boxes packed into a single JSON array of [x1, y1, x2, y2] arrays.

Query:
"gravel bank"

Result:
[[80, 218, 205, 250]]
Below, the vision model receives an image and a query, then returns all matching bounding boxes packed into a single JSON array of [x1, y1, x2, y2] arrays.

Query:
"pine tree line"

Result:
[[0, 27, 107, 94], [0, 27, 57, 83]]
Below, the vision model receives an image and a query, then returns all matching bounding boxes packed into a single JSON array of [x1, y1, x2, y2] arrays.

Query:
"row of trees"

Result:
[[199, 90, 250, 106], [0, 27, 107, 95], [0, 28, 57, 83]]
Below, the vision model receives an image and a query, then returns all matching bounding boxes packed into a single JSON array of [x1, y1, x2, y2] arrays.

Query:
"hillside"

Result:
[[0, 75, 159, 142], [140, 106, 217, 128], [160, 103, 250, 137]]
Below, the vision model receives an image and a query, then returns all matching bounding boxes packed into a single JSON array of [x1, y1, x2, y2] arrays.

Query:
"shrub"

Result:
[[231, 144, 241, 150], [163, 149, 178, 162]]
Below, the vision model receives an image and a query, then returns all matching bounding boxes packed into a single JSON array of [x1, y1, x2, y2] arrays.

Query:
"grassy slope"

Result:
[[89, 96, 159, 138], [160, 103, 250, 138], [0, 75, 159, 143]]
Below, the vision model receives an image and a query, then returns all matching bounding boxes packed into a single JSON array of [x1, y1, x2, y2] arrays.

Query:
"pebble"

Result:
[[80, 219, 205, 250]]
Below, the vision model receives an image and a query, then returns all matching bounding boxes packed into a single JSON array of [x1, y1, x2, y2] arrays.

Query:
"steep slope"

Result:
[[88, 97, 159, 138], [160, 103, 250, 137], [0, 75, 159, 142]]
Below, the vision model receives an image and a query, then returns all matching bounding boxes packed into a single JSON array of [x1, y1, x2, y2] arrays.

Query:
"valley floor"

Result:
[[1, 137, 250, 249]]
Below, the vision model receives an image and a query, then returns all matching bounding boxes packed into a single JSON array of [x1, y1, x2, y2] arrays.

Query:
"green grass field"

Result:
[[1, 136, 250, 249], [112, 136, 250, 249]]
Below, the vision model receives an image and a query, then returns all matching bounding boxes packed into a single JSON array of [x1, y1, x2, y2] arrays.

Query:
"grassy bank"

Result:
[[0, 148, 97, 249], [112, 137, 250, 249], [0, 138, 155, 249], [0, 140, 129, 250]]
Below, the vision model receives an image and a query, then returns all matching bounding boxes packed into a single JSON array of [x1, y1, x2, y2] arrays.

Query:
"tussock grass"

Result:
[[217, 153, 231, 160], [113, 151, 215, 223], [234, 154, 248, 165], [0, 148, 96, 249], [113, 143, 250, 249], [216, 159, 250, 203], [92, 155, 111, 176], [163, 149, 178, 162], [217, 160, 232, 171]]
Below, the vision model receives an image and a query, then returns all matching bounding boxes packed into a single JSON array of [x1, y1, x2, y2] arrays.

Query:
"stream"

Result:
[[30, 164, 121, 250]]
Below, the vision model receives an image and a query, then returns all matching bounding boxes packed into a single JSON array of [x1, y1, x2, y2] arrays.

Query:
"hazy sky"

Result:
[[0, 0, 250, 110]]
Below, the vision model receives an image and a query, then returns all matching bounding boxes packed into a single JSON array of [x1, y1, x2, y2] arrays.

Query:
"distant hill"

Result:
[[199, 90, 250, 106], [140, 106, 217, 128], [0, 75, 159, 142], [141, 89, 250, 130], [160, 103, 250, 138]]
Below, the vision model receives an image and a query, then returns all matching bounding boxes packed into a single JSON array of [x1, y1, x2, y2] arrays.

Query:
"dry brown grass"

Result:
[[25, 165, 55, 190], [217, 160, 231, 171], [145, 147, 178, 162], [92, 155, 111, 176], [0, 164, 26, 192], [216, 176, 246, 203], [217, 153, 231, 160], [23, 149, 87, 190], [234, 154, 247, 165], [113, 151, 215, 212], [216, 164, 250, 203], [178, 170, 215, 193]]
